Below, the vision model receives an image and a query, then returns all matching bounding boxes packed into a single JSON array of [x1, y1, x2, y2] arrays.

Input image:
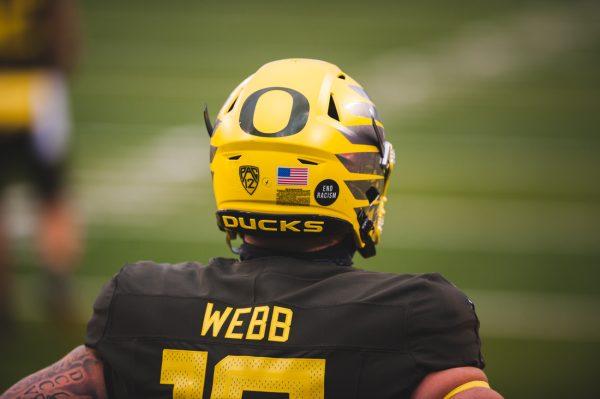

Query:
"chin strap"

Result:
[[357, 209, 376, 258], [443, 381, 491, 399]]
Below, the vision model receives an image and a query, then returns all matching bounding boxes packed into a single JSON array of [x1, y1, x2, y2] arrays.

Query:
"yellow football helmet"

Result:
[[207, 59, 394, 257]]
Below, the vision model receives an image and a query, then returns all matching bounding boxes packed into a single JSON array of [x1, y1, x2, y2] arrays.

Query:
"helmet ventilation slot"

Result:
[[228, 155, 242, 160], [227, 97, 238, 113], [298, 158, 319, 165], [338, 74, 346, 80], [328, 95, 340, 121]]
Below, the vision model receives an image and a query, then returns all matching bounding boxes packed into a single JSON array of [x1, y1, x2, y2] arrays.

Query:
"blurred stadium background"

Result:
[[2, 0, 600, 397]]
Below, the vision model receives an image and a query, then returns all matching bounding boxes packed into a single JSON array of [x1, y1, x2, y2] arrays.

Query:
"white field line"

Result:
[[75, 124, 209, 224], [362, 1, 600, 114], [12, 274, 600, 342]]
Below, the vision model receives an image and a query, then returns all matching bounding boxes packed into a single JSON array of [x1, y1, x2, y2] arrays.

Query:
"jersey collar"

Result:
[[239, 239, 355, 266]]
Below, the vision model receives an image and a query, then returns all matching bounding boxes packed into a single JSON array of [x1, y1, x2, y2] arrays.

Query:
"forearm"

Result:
[[453, 387, 503, 399], [412, 367, 503, 399], [1, 345, 107, 399]]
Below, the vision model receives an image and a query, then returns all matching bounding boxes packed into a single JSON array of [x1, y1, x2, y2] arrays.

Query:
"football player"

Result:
[[2, 59, 503, 398], [0, 0, 82, 323]]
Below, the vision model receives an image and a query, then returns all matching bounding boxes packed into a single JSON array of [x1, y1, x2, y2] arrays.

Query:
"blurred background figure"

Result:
[[0, 0, 81, 326]]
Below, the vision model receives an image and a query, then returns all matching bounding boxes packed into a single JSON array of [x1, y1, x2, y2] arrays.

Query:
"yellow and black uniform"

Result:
[[86, 246, 484, 399], [0, 0, 72, 200]]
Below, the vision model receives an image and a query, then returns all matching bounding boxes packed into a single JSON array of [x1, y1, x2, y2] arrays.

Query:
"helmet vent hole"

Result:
[[228, 155, 242, 160], [328, 95, 340, 121], [227, 97, 238, 113], [298, 158, 319, 165], [338, 74, 346, 80], [366, 186, 380, 204]]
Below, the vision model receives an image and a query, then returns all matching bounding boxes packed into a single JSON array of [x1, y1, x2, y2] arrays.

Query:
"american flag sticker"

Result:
[[277, 167, 309, 186]]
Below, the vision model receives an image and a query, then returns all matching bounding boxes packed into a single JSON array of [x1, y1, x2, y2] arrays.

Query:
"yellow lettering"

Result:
[[245, 306, 270, 340], [238, 217, 257, 230], [222, 215, 239, 228], [201, 303, 232, 337], [224, 307, 252, 339], [268, 306, 293, 342], [280, 220, 301, 232], [304, 220, 324, 233], [258, 219, 277, 231]]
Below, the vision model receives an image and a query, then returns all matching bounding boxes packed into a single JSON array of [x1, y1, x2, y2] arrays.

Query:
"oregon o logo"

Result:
[[239, 87, 309, 137]]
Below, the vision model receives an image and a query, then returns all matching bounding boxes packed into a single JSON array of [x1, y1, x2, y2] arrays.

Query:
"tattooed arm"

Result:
[[1, 345, 107, 399]]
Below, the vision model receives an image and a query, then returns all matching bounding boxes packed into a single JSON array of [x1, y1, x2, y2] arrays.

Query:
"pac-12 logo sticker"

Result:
[[315, 179, 339, 206], [239, 165, 260, 195]]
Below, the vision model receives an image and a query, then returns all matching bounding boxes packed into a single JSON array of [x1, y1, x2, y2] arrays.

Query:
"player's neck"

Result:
[[240, 235, 355, 266]]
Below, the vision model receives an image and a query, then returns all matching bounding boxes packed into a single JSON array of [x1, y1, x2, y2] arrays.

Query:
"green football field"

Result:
[[2, 0, 600, 397]]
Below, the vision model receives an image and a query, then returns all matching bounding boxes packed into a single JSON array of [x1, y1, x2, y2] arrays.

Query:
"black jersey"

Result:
[[0, 132, 66, 200], [86, 257, 484, 399]]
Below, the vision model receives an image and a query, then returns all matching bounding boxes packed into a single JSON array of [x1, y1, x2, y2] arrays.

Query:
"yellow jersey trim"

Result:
[[443, 380, 490, 399]]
